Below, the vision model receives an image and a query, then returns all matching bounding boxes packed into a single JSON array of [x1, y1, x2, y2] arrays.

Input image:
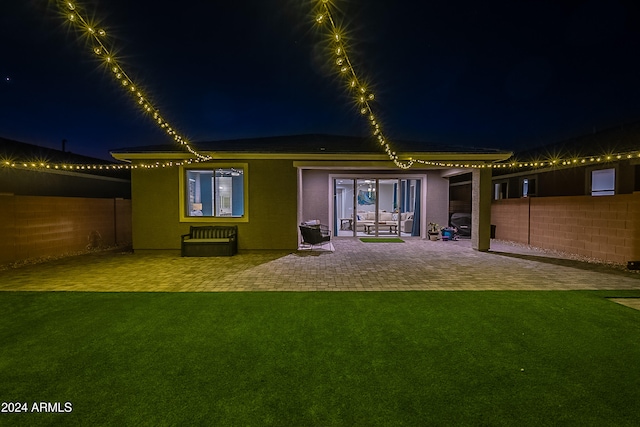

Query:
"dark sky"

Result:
[[2, 0, 640, 160]]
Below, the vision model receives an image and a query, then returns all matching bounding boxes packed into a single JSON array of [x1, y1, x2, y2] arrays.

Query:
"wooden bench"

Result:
[[181, 226, 238, 257]]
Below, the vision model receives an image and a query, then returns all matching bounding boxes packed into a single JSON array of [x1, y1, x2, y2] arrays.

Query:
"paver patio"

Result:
[[0, 239, 638, 292]]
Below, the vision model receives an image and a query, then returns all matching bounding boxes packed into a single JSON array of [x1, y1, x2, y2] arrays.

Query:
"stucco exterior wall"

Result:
[[425, 173, 450, 231], [130, 159, 298, 251], [301, 170, 330, 225], [493, 161, 638, 199], [471, 168, 492, 251]]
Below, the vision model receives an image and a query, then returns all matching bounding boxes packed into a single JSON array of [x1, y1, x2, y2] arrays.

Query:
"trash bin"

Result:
[[490, 225, 496, 239]]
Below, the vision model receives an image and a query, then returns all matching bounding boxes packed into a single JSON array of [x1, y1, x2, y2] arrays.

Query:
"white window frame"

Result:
[[590, 167, 616, 197]]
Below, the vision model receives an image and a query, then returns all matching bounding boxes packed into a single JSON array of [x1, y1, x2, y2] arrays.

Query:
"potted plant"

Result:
[[427, 222, 440, 241]]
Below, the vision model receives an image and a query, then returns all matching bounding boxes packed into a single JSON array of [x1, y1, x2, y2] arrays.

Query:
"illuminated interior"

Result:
[[185, 168, 244, 218], [333, 177, 421, 237]]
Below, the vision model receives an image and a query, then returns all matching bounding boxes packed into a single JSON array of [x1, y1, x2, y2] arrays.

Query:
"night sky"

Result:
[[2, 0, 640, 160]]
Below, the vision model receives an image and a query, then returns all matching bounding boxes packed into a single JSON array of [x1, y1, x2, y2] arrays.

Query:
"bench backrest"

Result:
[[190, 226, 237, 239]]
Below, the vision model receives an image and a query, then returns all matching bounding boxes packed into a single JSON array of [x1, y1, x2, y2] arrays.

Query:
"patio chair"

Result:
[[299, 224, 331, 250]]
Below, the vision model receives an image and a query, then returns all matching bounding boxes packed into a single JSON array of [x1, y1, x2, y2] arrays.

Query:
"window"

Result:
[[591, 168, 615, 196], [493, 181, 507, 200], [521, 177, 536, 197], [185, 168, 245, 218]]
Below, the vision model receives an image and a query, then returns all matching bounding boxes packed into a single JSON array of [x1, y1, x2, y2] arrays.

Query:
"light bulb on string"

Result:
[[23, 0, 635, 172], [58, 0, 211, 164], [317, 0, 414, 170]]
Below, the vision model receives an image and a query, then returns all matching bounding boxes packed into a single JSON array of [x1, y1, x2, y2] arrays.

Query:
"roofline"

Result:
[[6, 165, 130, 182], [110, 151, 513, 163]]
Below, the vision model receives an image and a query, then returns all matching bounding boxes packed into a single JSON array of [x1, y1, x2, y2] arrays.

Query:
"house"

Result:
[[491, 121, 640, 200], [0, 136, 131, 198], [0, 137, 132, 265], [489, 122, 640, 265], [110, 134, 512, 252]]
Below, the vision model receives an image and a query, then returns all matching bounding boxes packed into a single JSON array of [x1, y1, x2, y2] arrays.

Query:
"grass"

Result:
[[359, 237, 404, 243], [1, 291, 640, 426]]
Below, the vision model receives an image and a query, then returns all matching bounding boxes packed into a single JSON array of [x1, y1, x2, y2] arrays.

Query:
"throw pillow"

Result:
[[380, 212, 393, 221]]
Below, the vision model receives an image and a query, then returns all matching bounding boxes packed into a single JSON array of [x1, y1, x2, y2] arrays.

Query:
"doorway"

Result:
[[333, 177, 421, 237]]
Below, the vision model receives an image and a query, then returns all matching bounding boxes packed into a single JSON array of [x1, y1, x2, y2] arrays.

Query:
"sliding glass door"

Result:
[[334, 177, 421, 237], [334, 178, 355, 235]]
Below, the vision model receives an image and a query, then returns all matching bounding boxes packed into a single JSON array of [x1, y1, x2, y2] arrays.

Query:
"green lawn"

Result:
[[1, 291, 639, 426]]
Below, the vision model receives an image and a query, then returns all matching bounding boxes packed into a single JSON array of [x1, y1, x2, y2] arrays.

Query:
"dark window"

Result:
[[494, 182, 507, 200]]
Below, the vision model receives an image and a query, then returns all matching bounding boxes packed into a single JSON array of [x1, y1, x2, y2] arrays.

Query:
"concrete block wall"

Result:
[[491, 198, 530, 244], [0, 195, 17, 263], [115, 198, 133, 247], [0, 195, 131, 265], [492, 193, 640, 265]]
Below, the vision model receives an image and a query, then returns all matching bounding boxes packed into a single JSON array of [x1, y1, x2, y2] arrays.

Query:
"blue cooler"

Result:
[[441, 228, 454, 241]]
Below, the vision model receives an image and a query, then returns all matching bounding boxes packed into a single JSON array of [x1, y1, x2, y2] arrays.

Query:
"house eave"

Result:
[[111, 150, 513, 164], [402, 152, 513, 162]]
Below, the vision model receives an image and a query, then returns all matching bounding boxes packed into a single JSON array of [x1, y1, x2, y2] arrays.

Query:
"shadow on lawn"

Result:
[[490, 250, 640, 279]]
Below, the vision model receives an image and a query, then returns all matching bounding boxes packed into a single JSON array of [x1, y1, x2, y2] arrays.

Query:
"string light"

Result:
[[7, 1, 639, 172], [60, 1, 211, 162], [313, 1, 640, 172], [3, 143, 635, 174], [315, 1, 414, 169], [0, 158, 223, 171]]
